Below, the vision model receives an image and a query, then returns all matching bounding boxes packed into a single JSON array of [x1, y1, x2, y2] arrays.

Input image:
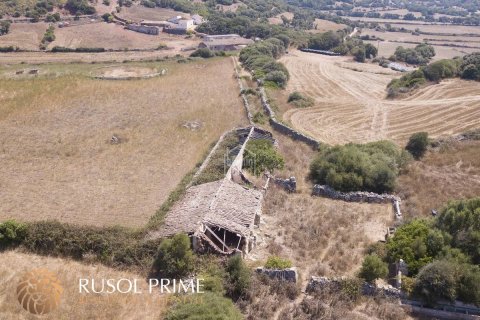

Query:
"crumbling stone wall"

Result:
[[126, 24, 159, 35], [312, 185, 402, 219], [306, 276, 401, 299], [256, 267, 298, 282]]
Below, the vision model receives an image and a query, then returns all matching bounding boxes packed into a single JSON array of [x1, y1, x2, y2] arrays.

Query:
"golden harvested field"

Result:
[[309, 18, 348, 33], [365, 39, 478, 60], [397, 140, 480, 218], [117, 5, 187, 22], [0, 21, 200, 51], [0, 50, 181, 64], [48, 22, 199, 51], [0, 251, 166, 320], [276, 50, 480, 145], [0, 58, 247, 227], [0, 22, 48, 50]]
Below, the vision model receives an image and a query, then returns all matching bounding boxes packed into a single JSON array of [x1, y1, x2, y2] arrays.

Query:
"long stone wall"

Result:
[[232, 58, 254, 125], [258, 87, 320, 149], [312, 185, 402, 219], [306, 276, 402, 299]]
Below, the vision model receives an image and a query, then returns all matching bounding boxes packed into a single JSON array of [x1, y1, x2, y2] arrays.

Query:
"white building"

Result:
[[191, 14, 204, 25], [178, 19, 194, 31]]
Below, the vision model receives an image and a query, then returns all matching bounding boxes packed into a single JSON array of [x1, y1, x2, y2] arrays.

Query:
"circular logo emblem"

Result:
[[16, 269, 63, 315]]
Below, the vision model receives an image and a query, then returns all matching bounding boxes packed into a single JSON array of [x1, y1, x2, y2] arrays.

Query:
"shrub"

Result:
[[352, 46, 366, 62], [165, 292, 243, 320], [310, 141, 406, 193], [265, 256, 292, 269], [436, 197, 480, 264], [386, 219, 443, 275], [460, 52, 480, 81], [102, 13, 113, 22], [190, 48, 215, 58], [154, 233, 195, 278], [405, 132, 429, 159], [359, 254, 388, 283], [287, 91, 314, 108], [0, 220, 27, 247], [458, 266, 480, 306], [244, 139, 284, 176], [414, 260, 458, 305], [340, 278, 363, 302], [225, 255, 251, 299], [1, 21, 12, 35]]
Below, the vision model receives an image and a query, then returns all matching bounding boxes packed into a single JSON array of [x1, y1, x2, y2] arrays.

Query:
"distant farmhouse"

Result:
[[199, 34, 254, 51], [125, 14, 202, 35]]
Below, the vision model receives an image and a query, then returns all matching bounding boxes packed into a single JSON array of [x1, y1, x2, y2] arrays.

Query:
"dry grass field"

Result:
[[48, 22, 200, 51], [117, 5, 187, 22], [0, 58, 247, 227], [309, 18, 348, 33], [275, 50, 480, 145], [0, 50, 181, 64], [365, 39, 478, 60], [248, 133, 393, 280], [397, 140, 480, 218], [0, 251, 166, 320], [0, 22, 48, 50], [267, 12, 294, 25], [0, 21, 200, 52]]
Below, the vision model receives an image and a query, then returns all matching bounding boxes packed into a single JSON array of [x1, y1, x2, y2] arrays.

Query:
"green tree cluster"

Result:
[[154, 233, 195, 278], [240, 37, 290, 87], [392, 44, 435, 65], [244, 139, 284, 176], [384, 198, 480, 306], [309, 141, 409, 193]]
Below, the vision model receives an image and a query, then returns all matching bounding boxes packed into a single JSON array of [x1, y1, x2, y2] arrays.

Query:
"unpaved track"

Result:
[[281, 51, 480, 145]]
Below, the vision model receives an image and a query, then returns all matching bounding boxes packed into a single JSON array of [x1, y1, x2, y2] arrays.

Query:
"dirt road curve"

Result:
[[281, 51, 480, 144]]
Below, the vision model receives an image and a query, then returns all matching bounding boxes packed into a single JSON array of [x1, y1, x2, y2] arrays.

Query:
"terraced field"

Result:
[[279, 50, 480, 145]]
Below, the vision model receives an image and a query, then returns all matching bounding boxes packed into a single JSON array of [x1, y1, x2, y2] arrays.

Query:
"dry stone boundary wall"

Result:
[[312, 185, 402, 219], [258, 87, 320, 149]]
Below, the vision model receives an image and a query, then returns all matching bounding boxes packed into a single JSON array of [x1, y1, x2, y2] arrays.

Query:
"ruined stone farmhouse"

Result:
[[152, 126, 276, 255]]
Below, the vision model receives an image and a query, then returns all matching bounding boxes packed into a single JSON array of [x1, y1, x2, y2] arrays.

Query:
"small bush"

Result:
[[359, 254, 388, 283], [190, 48, 215, 58], [0, 220, 27, 247], [406, 132, 429, 159], [165, 292, 243, 320], [265, 256, 292, 269], [287, 91, 314, 108], [154, 233, 195, 278], [244, 139, 284, 176], [225, 255, 251, 299]]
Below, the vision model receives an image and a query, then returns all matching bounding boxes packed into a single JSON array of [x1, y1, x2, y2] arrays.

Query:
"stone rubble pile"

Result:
[[256, 267, 298, 283], [274, 176, 297, 193]]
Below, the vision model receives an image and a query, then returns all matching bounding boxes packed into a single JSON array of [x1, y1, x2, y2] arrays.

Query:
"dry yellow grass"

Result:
[[117, 4, 185, 22], [246, 132, 393, 280], [0, 22, 48, 50], [0, 251, 167, 320], [396, 140, 480, 218], [0, 21, 200, 52], [275, 50, 480, 145], [48, 23, 200, 51], [309, 18, 348, 33], [0, 58, 247, 227]]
